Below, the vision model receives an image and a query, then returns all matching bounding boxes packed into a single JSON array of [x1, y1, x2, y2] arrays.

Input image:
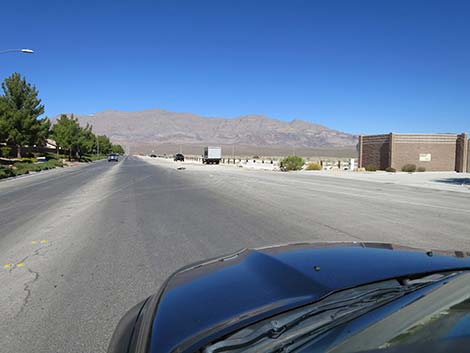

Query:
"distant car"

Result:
[[150, 154, 157, 158], [108, 153, 119, 162], [174, 153, 184, 162], [108, 242, 470, 353]]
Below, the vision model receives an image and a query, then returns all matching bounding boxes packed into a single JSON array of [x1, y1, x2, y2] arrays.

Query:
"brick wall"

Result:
[[392, 134, 459, 172], [455, 134, 468, 173], [359, 133, 469, 172], [360, 134, 391, 169], [467, 139, 470, 173]]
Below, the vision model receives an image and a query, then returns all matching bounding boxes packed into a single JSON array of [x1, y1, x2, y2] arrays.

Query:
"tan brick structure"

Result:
[[467, 140, 470, 173], [358, 133, 468, 172]]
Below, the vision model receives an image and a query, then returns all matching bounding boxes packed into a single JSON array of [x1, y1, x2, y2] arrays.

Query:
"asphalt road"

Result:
[[1, 156, 470, 353]]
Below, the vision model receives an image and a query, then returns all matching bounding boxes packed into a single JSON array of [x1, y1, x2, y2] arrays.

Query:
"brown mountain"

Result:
[[54, 108, 356, 148]]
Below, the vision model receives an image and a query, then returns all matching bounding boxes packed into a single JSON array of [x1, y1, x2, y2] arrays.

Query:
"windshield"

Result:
[[327, 272, 470, 353], [1, 2, 470, 353], [203, 271, 470, 353]]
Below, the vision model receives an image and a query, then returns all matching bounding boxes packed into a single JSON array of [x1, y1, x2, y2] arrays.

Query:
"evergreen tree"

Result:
[[52, 114, 81, 160], [0, 73, 46, 157], [96, 135, 113, 155], [111, 144, 125, 155]]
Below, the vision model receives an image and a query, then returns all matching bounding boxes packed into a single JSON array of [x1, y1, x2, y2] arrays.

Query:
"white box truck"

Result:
[[203, 146, 222, 164]]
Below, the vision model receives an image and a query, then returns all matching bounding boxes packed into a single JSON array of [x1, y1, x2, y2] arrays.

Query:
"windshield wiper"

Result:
[[204, 274, 457, 353]]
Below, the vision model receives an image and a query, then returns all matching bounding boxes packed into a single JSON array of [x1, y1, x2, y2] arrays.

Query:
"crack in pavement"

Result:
[[14, 266, 40, 319], [8, 244, 51, 274], [8, 244, 51, 318]]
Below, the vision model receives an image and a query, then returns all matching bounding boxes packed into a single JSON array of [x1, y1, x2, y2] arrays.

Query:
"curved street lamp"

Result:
[[0, 48, 34, 54]]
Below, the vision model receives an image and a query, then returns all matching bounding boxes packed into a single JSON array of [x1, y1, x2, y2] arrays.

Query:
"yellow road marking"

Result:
[[40, 240, 47, 244], [3, 264, 12, 268], [16, 263, 25, 267], [31, 240, 37, 244]]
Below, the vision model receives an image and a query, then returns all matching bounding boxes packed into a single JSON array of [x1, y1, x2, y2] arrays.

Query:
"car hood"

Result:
[[149, 242, 470, 353]]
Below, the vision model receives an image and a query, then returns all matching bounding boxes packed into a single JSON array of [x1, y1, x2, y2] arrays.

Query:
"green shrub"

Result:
[[86, 154, 107, 161], [19, 157, 36, 163], [47, 159, 63, 168], [0, 146, 12, 158], [45, 152, 68, 160], [401, 164, 416, 173], [280, 156, 305, 171], [305, 162, 322, 171], [0, 158, 63, 178], [0, 166, 15, 179], [365, 165, 377, 172], [417, 166, 426, 172], [12, 159, 63, 176], [385, 167, 396, 173], [13, 162, 37, 175]]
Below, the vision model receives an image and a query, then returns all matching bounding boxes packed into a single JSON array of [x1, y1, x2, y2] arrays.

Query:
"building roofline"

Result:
[[361, 132, 466, 137]]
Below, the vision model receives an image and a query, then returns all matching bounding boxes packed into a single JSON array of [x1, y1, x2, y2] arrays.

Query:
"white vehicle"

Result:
[[202, 146, 222, 164]]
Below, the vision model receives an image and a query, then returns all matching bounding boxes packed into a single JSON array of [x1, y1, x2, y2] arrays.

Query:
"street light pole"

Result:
[[0, 48, 34, 55]]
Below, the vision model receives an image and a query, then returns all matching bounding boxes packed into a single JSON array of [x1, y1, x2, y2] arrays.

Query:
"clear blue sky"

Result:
[[1, 0, 469, 134]]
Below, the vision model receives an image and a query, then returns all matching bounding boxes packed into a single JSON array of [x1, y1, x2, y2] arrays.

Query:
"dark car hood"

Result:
[[149, 242, 470, 353]]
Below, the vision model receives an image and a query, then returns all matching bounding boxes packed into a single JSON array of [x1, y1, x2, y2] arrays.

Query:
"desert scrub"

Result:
[[305, 162, 322, 171], [280, 156, 305, 171], [402, 164, 416, 173]]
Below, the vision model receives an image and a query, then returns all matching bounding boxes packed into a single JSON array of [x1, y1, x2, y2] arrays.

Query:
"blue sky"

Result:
[[1, 0, 469, 134]]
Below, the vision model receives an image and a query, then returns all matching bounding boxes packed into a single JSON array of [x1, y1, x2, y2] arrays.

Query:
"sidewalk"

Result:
[[301, 170, 470, 193]]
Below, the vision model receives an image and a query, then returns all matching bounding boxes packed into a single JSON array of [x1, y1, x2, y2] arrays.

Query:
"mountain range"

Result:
[[55, 109, 357, 153]]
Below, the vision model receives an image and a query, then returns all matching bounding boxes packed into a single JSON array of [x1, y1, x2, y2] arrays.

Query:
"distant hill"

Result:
[[53, 108, 357, 147], [52, 108, 358, 156]]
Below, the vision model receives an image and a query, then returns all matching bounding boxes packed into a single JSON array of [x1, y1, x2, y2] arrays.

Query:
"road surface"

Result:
[[1, 156, 470, 353]]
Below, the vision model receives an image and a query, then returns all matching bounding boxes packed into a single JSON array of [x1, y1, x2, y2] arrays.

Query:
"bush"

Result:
[[417, 166, 426, 172], [385, 167, 396, 173], [0, 166, 15, 179], [13, 162, 38, 175], [0, 156, 63, 179], [401, 164, 416, 173], [51, 159, 63, 167], [88, 154, 107, 161], [19, 157, 36, 163], [280, 156, 305, 171], [365, 165, 377, 172], [0, 146, 12, 158], [305, 162, 322, 171], [11, 159, 63, 177]]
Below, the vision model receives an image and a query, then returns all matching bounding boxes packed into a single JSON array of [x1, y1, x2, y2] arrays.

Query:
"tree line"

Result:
[[52, 114, 124, 160], [0, 72, 124, 159]]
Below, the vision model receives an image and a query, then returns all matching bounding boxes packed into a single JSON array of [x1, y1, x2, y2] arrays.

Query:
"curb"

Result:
[[0, 159, 106, 184]]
